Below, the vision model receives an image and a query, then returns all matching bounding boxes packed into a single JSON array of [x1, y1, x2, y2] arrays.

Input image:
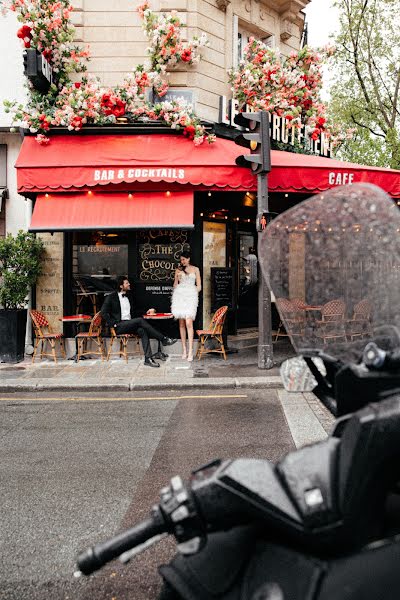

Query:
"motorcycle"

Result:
[[76, 183, 400, 599]]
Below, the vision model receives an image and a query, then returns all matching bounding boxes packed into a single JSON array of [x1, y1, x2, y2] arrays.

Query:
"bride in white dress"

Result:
[[171, 251, 201, 362]]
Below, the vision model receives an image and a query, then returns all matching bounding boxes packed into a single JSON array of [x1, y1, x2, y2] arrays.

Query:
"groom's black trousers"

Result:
[[115, 318, 164, 359]]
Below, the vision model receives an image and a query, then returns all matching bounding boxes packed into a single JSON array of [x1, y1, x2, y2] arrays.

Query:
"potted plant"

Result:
[[0, 231, 43, 363]]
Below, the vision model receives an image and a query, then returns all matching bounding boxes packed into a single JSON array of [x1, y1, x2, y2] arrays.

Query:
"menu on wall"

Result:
[[211, 268, 234, 311], [36, 233, 64, 333], [136, 229, 190, 312]]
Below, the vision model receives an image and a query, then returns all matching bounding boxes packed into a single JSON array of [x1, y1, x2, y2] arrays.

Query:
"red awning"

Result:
[[16, 133, 400, 197], [29, 191, 194, 231], [16, 134, 255, 193], [268, 152, 400, 197]]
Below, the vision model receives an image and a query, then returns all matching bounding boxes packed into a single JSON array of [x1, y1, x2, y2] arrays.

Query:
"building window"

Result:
[[234, 22, 275, 66]]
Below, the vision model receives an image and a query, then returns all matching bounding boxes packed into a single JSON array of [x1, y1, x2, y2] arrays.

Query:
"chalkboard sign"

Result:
[[211, 267, 234, 311]]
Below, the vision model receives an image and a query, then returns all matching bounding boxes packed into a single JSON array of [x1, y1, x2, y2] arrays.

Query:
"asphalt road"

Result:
[[0, 389, 302, 600]]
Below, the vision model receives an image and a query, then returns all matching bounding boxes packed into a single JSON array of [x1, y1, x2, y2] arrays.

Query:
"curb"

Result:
[[0, 376, 283, 393]]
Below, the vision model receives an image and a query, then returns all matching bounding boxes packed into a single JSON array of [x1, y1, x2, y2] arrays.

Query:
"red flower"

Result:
[[74, 82, 81, 89], [42, 49, 52, 61], [303, 99, 313, 110], [17, 25, 32, 40], [71, 115, 83, 130], [183, 125, 196, 140], [181, 49, 192, 62], [317, 116, 326, 127], [311, 129, 319, 141], [101, 93, 112, 107], [112, 99, 126, 118]]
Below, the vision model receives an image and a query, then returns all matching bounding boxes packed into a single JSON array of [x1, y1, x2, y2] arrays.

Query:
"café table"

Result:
[[143, 312, 174, 360], [59, 314, 92, 362]]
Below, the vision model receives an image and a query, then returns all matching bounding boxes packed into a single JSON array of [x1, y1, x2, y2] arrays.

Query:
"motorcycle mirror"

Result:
[[280, 357, 326, 392]]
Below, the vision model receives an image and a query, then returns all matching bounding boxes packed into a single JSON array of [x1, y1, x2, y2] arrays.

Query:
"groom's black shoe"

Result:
[[144, 357, 160, 368], [162, 337, 177, 346]]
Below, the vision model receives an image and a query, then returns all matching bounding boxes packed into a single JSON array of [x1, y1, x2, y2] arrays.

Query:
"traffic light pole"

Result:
[[257, 173, 274, 369]]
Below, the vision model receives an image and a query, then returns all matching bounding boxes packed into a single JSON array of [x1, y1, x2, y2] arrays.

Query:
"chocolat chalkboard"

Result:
[[211, 267, 234, 311]]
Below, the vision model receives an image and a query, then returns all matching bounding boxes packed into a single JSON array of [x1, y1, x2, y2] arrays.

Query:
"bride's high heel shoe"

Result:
[[187, 351, 193, 362], [181, 349, 187, 360]]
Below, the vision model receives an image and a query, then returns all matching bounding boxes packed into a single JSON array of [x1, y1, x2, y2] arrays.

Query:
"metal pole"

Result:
[[257, 173, 273, 369]]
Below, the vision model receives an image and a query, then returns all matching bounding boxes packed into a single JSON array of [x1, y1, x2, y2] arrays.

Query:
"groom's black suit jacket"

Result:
[[101, 291, 143, 328]]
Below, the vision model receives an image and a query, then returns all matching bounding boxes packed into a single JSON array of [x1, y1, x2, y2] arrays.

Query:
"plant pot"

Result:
[[0, 309, 27, 363]]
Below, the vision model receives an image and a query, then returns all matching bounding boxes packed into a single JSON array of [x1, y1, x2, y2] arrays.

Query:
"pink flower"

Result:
[[36, 134, 50, 145]]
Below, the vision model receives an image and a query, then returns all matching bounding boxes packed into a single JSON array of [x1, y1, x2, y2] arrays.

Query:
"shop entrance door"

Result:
[[237, 231, 258, 328]]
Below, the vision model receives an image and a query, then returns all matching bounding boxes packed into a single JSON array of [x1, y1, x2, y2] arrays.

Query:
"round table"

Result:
[[59, 315, 92, 361]]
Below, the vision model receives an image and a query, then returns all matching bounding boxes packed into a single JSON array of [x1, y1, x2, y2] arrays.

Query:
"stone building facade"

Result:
[[71, 0, 309, 122]]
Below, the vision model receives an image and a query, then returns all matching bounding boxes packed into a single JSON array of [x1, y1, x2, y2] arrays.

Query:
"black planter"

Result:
[[0, 309, 27, 363]]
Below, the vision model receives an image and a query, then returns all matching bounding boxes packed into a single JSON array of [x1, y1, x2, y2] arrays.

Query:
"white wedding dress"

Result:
[[171, 271, 199, 320]]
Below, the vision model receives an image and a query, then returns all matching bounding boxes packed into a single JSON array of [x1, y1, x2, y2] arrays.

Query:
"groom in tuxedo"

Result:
[[101, 276, 176, 367]]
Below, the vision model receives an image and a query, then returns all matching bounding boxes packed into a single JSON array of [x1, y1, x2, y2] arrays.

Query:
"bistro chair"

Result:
[[30, 309, 66, 363], [75, 311, 106, 361], [346, 299, 372, 341], [275, 298, 306, 342], [107, 327, 143, 363], [315, 299, 347, 345], [196, 305, 228, 361], [74, 278, 98, 315]]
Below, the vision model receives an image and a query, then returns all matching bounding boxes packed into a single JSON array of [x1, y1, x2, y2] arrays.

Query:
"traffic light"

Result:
[[234, 111, 271, 174]]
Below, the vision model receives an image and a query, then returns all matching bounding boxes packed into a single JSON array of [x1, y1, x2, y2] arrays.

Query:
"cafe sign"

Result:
[[219, 96, 332, 158]]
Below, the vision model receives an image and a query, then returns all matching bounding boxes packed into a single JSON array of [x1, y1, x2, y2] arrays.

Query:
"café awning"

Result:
[[16, 134, 255, 193], [28, 191, 194, 231], [16, 133, 400, 197]]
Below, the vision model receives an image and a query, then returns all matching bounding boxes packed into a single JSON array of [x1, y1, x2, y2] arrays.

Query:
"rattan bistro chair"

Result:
[[30, 309, 66, 363], [275, 298, 306, 342], [75, 311, 106, 360], [315, 299, 347, 344], [346, 299, 372, 341], [107, 327, 143, 363], [196, 305, 228, 361]]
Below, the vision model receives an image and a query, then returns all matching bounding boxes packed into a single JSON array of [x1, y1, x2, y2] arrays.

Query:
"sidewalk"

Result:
[[0, 340, 296, 392]]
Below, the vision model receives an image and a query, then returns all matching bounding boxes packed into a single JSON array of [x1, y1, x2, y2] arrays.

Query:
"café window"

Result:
[[71, 231, 128, 314]]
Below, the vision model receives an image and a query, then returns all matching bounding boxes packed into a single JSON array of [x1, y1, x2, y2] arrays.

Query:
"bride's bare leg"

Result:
[[186, 318, 194, 361], [179, 319, 187, 358]]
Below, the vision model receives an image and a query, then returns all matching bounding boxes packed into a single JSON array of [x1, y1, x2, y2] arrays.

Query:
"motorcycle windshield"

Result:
[[259, 183, 400, 362]]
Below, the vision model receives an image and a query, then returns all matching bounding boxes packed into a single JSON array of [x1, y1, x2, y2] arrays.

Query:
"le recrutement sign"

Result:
[[219, 96, 333, 158]]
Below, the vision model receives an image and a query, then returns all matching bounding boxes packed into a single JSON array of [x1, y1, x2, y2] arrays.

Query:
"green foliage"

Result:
[[0, 232, 43, 310], [329, 0, 400, 168]]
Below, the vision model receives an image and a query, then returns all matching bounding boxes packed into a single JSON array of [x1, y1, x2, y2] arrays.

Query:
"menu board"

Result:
[[136, 229, 190, 313], [211, 268, 234, 311], [36, 233, 64, 333]]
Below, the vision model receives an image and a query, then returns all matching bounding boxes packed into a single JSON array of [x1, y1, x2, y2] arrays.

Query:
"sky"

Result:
[[304, 0, 340, 47]]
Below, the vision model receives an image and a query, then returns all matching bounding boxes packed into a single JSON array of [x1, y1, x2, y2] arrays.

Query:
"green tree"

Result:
[[0, 231, 43, 310], [329, 0, 400, 168]]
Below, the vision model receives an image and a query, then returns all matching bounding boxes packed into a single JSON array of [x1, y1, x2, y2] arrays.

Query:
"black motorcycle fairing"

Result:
[[159, 526, 325, 600], [159, 528, 400, 600]]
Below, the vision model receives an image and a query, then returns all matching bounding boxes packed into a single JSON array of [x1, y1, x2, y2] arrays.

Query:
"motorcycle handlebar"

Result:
[[77, 517, 165, 575]]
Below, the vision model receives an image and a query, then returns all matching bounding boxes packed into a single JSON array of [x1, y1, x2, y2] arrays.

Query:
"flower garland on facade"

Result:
[[1, 0, 214, 145], [229, 39, 352, 149]]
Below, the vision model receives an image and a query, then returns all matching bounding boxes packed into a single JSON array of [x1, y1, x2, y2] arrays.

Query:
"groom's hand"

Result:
[[147, 308, 156, 315]]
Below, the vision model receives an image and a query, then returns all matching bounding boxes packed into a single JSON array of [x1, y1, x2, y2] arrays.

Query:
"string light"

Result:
[[166, 191, 171, 197], [87, 191, 92, 195], [45, 193, 49, 198], [128, 193, 133, 198], [284, 193, 288, 198], [200, 212, 204, 217], [208, 192, 212, 197]]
